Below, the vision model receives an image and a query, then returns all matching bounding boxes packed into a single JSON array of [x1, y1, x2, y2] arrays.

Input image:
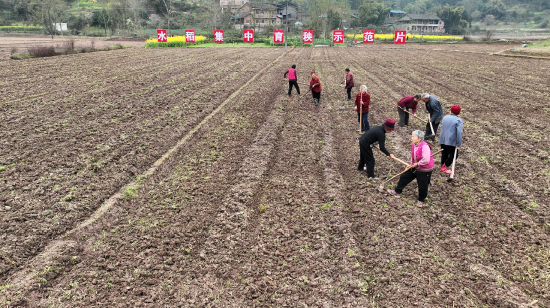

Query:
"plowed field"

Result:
[[2, 44, 550, 307]]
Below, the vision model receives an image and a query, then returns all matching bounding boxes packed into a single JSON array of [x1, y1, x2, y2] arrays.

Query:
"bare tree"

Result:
[[127, 0, 145, 34], [161, 0, 172, 35]]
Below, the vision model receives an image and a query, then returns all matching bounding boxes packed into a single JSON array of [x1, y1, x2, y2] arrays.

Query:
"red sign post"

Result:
[[394, 30, 406, 44], [157, 29, 167, 43], [185, 30, 195, 43], [363, 30, 375, 43], [214, 30, 224, 43], [302, 30, 313, 44], [243, 29, 254, 43], [273, 30, 284, 43], [333, 30, 344, 44]]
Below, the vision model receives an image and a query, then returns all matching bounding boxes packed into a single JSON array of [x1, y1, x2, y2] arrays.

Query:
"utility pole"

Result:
[[284, 0, 288, 52]]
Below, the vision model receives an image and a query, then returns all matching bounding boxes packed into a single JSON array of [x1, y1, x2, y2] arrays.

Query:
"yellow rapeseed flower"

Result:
[[345, 33, 462, 40]]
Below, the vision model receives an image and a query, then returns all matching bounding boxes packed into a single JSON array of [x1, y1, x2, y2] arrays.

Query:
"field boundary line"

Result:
[[1, 51, 286, 303]]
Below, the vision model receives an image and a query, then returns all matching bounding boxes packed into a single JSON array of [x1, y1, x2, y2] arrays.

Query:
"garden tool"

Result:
[[447, 149, 458, 182], [398, 106, 422, 122], [425, 113, 436, 139], [378, 167, 409, 192], [373, 146, 409, 167], [431, 149, 443, 157], [358, 92, 363, 133]]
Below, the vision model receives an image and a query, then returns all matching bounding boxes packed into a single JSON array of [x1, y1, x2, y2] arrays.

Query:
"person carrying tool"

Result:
[[387, 130, 434, 207], [355, 85, 370, 132], [421, 93, 444, 141], [358, 119, 396, 179], [344, 68, 354, 101], [284, 64, 302, 97], [439, 105, 463, 174], [308, 71, 322, 106], [397, 94, 421, 128]]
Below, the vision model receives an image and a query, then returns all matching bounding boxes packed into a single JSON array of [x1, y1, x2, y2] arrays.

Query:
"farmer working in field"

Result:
[[344, 68, 354, 101], [421, 93, 444, 141], [284, 64, 302, 97], [397, 94, 421, 128], [355, 85, 370, 132], [439, 105, 463, 174], [387, 130, 434, 207], [308, 72, 322, 106], [358, 119, 396, 179]]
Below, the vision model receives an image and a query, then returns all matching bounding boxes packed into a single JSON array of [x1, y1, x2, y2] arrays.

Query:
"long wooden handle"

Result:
[[399, 106, 422, 122], [380, 168, 409, 187], [373, 146, 409, 167], [431, 149, 443, 157], [359, 92, 363, 131], [450, 148, 458, 178], [428, 113, 435, 134]]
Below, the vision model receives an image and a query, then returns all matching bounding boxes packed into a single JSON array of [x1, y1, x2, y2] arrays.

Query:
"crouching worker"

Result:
[[309, 72, 322, 106], [387, 130, 434, 207], [358, 119, 396, 179]]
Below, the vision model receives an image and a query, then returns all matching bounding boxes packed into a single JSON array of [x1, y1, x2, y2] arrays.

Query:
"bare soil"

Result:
[[0, 35, 145, 60], [1, 44, 550, 307]]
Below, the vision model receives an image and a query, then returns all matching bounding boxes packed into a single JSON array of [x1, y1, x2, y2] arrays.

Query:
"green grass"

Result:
[[526, 39, 550, 49]]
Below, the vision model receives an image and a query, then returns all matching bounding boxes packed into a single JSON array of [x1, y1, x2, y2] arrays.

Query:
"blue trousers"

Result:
[[357, 112, 369, 132]]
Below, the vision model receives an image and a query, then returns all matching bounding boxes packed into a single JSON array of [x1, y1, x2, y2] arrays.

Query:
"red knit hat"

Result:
[[451, 105, 461, 115], [383, 118, 396, 131], [311, 71, 316, 74]]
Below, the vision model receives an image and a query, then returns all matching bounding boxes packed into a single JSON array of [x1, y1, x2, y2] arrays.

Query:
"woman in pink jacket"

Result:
[[387, 130, 434, 207]]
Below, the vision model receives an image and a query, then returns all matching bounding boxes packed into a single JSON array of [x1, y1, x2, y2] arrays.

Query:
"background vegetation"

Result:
[[0, 0, 548, 38]]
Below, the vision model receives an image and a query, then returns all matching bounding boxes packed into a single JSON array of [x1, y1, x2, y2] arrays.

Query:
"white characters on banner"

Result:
[[302, 31, 313, 43], [185, 30, 195, 43], [157, 30, 167, 42], [274, 31, 284, 43], [363, 30, 375, 43], [394, 31, 406, 44], [214, 30, 224, 43]]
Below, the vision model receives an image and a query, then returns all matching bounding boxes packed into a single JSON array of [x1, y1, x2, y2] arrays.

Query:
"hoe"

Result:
[[378, 168, 408, 192], [398, 106, 424, 123], [425, 113, 436, 140], [447, 150, 458, 182]]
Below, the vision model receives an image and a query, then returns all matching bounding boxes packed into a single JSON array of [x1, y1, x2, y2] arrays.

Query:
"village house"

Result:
[[385, 10, 445, 33], [223, 1, 305, 29]]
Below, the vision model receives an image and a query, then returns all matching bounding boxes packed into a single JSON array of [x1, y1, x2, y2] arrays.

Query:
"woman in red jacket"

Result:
[[308, 72, 322, 106], [355, 85, 370, 132]]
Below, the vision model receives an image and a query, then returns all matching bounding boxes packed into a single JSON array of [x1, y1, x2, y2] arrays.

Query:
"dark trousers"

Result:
[[346, 87, 352, 100], [288, 80, 300, 95], [395, 169, 432, 202], [357, 112, 370, 132], [312, 91, 321, 105], [441, 144, 458, 167], [397, 107, 409, 127], [358, 145, 376, 177], [425, 121, 440, 141]]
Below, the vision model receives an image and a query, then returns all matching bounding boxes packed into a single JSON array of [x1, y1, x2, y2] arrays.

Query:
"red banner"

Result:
[[185, 30, 195, 43], [302, 30, 313, 43], [157, 29, 167, 43], [394, 30, 406, 44], [273, 30, 284, 43], [214, 30, 224, 43], [333, 30, 344, 44], [363, 30, 375, 43], [243, 29, 254, 43]]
